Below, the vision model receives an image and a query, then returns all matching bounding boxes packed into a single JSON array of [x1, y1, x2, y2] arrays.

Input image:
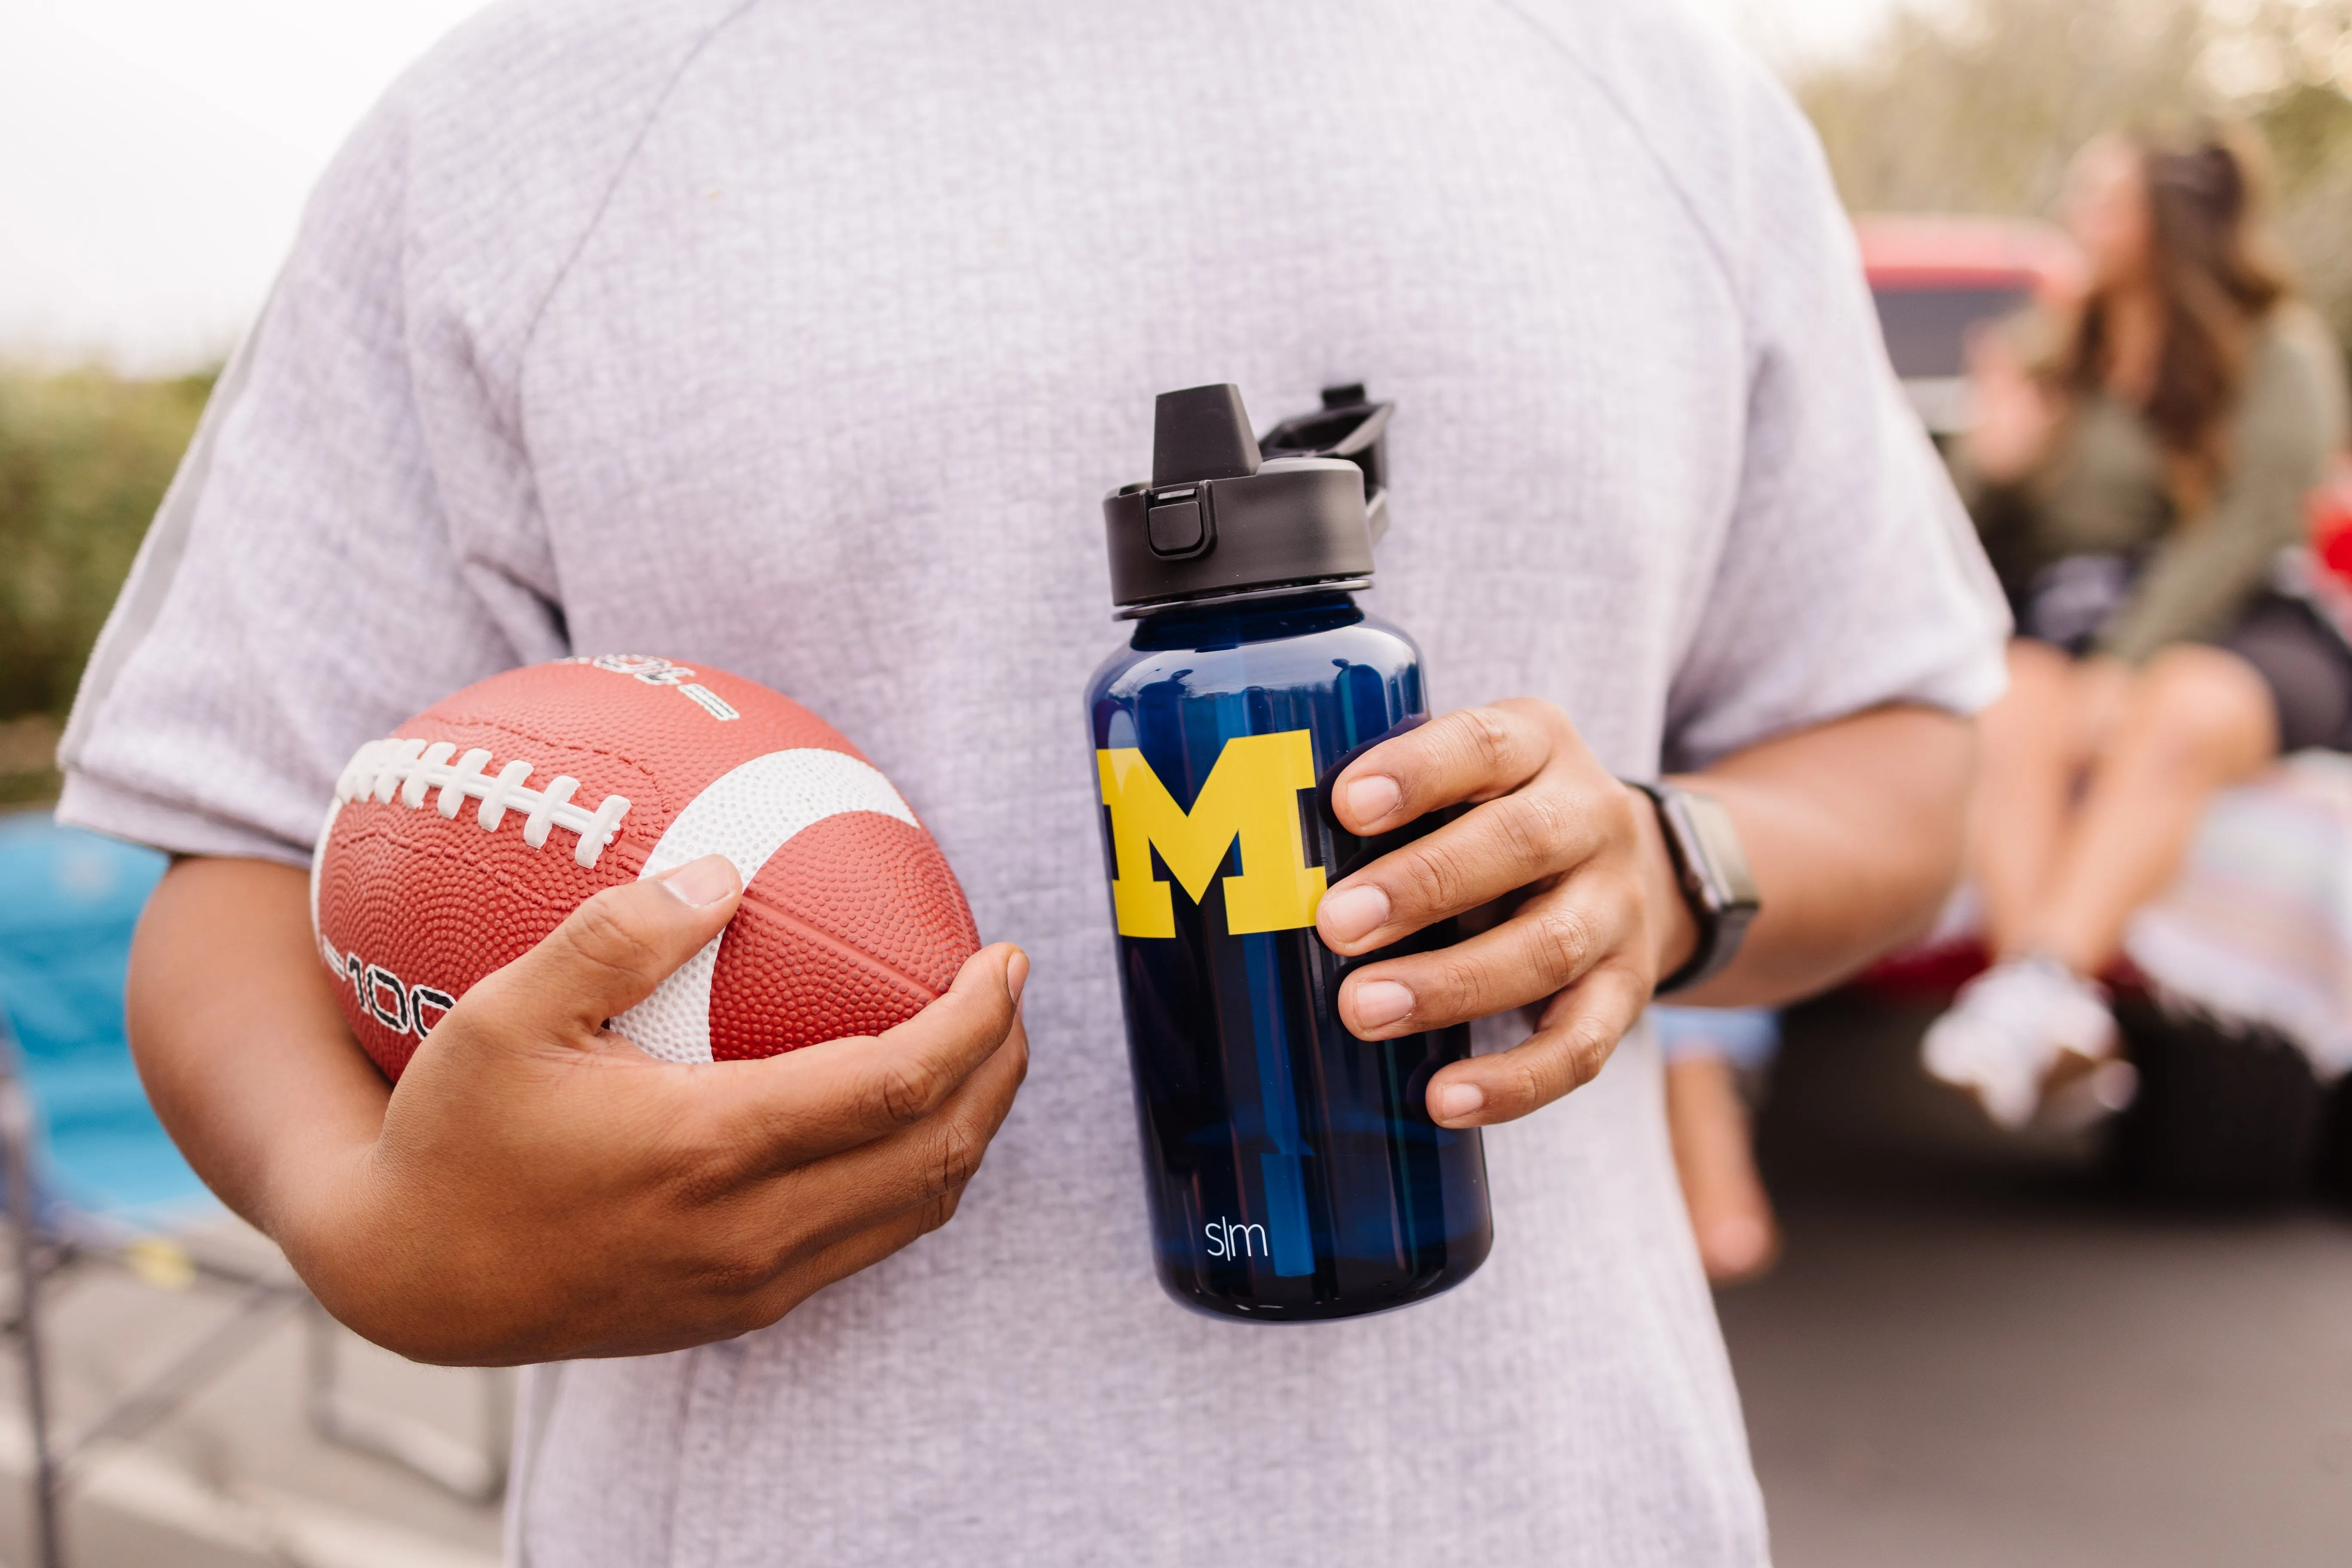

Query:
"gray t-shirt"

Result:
[[58, 2, 2006, 1562]]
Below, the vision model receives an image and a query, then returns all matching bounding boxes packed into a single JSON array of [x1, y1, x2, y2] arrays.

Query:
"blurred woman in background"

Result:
[[1926, 121, 2349, 1127]]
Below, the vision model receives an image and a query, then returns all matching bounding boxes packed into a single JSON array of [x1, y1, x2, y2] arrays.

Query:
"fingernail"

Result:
[[1436, 1082, 1485, 1123], [1006, 949, 1030, 1009], [1343, 774, 1401, 827], [1317, 883, 1390, 946], [660, 854, 739, 908], [1351, 979, 1414, 1030]]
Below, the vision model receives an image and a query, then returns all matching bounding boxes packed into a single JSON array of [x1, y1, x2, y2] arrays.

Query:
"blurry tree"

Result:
[[1795, 0, 2352, 343], [0, 369, 211, 801]]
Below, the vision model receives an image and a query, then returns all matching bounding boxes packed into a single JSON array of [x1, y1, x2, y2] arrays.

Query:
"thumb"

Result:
[[480, 854, 743, 1041]]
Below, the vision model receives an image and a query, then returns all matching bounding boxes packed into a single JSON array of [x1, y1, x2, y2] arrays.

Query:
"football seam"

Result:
[[326, 812, 617, 916], [401, 713, 681, 808], [727, 892, 956, 1013], [337, 738, 636, 868]]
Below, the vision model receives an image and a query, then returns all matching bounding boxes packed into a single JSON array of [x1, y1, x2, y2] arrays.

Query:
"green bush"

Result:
[[0, 367, 212, 801]]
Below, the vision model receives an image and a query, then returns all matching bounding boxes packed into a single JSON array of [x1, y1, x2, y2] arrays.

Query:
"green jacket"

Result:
[[1958, 304, 2349, 663]]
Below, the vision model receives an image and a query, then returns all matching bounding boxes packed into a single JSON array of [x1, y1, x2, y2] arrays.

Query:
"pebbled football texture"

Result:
[[311, 655, 979, 1080]]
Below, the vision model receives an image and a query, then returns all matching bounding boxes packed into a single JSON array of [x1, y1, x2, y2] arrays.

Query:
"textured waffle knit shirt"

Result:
[[59, 2, 2009, 1563]]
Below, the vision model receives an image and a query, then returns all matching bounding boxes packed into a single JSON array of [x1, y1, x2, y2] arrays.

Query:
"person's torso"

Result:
[[2037, 388, 2177, 559], [2020, 315, 2330, 579], [463, 3, 1769, 1562]]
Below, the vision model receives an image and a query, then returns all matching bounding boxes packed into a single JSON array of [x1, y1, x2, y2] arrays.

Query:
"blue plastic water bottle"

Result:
[[1087, 383, 1492, 1321]]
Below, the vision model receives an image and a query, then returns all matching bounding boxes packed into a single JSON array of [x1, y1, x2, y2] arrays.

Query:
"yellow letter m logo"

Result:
[[1096, 730, 1326, 938]]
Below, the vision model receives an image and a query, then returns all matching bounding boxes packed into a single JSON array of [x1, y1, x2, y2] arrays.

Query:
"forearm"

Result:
[[1671, 704, 1976, 1007], [2096, 378, 2322, 664], [2094, 521, 2277, 665], [127, 858, 389, 1253], [126, 854, 1030, 1362]]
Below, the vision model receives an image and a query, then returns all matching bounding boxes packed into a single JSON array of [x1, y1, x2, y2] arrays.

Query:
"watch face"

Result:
[[1674, 790, 1761, 912]]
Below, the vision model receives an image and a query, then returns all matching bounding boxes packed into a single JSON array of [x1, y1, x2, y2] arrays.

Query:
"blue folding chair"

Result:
[[0, 814, 200, 1218], [0, 814, 506, 1567], [0, 815, 306, 1565]]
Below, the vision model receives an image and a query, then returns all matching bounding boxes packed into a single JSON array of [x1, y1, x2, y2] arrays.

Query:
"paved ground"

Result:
[[0, 1219, 502, 1568], [1721, 994, 2352, 1568], [1, 990, 2345, 1565]]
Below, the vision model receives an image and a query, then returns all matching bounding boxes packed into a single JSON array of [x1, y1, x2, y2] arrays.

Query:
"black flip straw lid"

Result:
[[1104, 383, 1392, 613]]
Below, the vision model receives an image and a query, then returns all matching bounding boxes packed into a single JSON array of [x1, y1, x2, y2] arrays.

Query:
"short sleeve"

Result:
[[55, 98, 566, 865], [1660, 77, 2010, 771]]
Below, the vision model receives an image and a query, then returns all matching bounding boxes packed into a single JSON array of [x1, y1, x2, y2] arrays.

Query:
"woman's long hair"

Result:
[[2059, 121, 2290, 505]]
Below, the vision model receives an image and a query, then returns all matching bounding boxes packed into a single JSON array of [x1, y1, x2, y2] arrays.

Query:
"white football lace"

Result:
[[334, 737, 633, 869]]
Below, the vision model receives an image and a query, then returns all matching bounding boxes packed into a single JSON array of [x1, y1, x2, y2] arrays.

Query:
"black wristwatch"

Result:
[[1625, 780, 1761, 995]]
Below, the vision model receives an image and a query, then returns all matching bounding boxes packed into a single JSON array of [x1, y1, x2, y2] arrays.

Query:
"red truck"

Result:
[[1855, 212, 2082, 438]]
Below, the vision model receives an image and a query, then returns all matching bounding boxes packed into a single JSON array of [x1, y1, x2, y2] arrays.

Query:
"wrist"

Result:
[[265, 1134, 398, 1314], [275, 1145, 498, 1362]]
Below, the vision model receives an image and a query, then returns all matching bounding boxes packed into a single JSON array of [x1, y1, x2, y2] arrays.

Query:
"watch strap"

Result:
[[1625, 779, 1760, 995]]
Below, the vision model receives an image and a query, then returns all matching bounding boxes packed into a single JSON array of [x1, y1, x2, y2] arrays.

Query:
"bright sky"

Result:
[[0, 0, 1901, 373]]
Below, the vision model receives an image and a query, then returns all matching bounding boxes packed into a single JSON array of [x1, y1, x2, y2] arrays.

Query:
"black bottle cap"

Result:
[[1152, 384, 1262, 486], [1104, 383, 1393, 614]]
